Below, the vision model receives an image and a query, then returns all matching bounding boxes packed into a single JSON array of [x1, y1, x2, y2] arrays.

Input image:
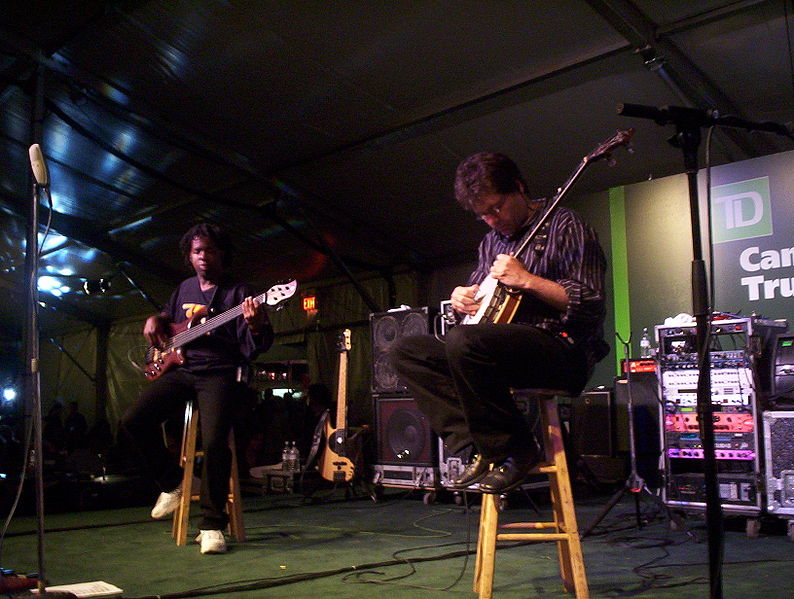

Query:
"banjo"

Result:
[[462, 129, 634, 325]]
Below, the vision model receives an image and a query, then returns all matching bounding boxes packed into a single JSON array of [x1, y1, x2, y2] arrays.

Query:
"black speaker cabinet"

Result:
[[374, 395, 437, 466], [614, 373, 661, 487], [569, 390, 613, 457], [370, 307, 432, 394], [613, 373, 660, 454]]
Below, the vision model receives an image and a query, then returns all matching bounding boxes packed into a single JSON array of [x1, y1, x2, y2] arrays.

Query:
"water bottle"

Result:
[[639, 327, 653, 358], [288, 441, 300, 472], [281, 441, 291, 471]]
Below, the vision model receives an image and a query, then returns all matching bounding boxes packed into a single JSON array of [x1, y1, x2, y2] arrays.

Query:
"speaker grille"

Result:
[[370, 308, 431, 394], [375, 396, 436, 466]]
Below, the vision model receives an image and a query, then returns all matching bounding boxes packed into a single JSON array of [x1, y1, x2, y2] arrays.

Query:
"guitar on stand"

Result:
[[319, 329, 358, 483]]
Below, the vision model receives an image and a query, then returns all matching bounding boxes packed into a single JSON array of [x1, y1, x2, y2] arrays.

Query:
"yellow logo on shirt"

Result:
[[182, 303, 207, 319]]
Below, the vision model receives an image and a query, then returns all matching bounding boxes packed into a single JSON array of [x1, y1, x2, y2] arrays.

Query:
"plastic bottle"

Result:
[[281, 441, 291, 471], [289, 441, 301, 472], [639, 327, 653, 358]]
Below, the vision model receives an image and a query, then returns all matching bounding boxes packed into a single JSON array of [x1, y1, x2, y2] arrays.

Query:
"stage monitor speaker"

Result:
[[374, 395, 437, 466], [370, 307, 432, 394]]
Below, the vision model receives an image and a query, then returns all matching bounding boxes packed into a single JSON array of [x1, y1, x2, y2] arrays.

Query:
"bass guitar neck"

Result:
[[142, 278, 297, 380]]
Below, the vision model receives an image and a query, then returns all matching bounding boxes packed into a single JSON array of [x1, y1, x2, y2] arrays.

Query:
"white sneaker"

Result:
[[195, 529, 227, 554], [150, 485, 182, 519]]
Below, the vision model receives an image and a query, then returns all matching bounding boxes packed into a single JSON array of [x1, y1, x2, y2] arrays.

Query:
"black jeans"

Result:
[[120, 369, 239, 530], [390, 323, 587, 463]]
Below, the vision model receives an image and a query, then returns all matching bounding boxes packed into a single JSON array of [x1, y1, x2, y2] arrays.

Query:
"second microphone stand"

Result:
[[582, 332, 680, 537]]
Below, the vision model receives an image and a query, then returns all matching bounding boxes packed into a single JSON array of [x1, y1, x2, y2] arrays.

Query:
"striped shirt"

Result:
[[467, 200, 610, 375]]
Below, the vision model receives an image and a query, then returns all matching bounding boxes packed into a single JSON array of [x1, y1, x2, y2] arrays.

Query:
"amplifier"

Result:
[[655, 316, 786, 515], [373, 395, 437, 466], [655, 316, 787, 397], [372, 463, 439, 489], [664, 472, 759, 513], [370, 307, 433, 394], [373, 395, 440, 489], [764, 410, 794, 516], [665, 412, 754, 433]]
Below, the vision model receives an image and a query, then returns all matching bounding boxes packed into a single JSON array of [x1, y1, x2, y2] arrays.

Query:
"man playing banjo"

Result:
[[390, 152, 609, 494]]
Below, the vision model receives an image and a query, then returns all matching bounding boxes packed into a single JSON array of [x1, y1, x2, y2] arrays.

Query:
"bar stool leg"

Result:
[[173, 401, 197, 546], [474, 492, 499, 598], [473, 393, 589, 599], [542, 396, 588, 597], [171, 400, 246, 546], [227, 429, 246, 542]]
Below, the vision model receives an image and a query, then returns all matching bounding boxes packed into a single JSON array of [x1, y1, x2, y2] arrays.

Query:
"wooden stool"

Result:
[[473, 389, 588, 599], [171, 400, 246, 546]]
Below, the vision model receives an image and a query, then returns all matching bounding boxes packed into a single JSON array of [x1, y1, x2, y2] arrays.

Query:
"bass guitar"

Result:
[[462, 128, 634, 325], [142, 278, 297, 380], [319, 329, 356, 483]]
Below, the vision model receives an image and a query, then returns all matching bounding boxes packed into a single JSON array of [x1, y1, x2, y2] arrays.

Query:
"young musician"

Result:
[[121, 223, 273, 553], [390, 152, 609, 494]]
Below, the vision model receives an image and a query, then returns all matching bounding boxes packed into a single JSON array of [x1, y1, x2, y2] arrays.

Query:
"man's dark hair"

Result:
[[454, 152, 528, 210], [179, 223, 233, 269]]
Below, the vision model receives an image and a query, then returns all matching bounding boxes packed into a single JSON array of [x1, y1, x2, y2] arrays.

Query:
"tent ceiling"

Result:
[[1, 0, 793, 343]]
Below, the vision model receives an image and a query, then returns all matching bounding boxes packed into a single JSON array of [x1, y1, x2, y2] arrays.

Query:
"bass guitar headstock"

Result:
[[264, 278, 298, 309], [337, 328, 352, 353]]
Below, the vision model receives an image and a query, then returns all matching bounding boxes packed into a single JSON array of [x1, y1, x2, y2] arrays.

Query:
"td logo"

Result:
[[711, 177, 773, 243]]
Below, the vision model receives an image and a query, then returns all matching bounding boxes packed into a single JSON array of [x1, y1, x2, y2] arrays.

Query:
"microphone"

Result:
[[29, 143, 50, 186], [617, 103, 794, 139]]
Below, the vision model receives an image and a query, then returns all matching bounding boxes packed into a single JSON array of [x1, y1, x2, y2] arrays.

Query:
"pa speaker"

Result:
[[370, 307, 432, 394], [374, 395, 437, 466]]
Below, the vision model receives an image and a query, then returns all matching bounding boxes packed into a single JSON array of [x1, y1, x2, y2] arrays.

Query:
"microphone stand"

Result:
[[581, 333, 682, 537], [616, 103, 794, 599], [21, 63, 78, 599]]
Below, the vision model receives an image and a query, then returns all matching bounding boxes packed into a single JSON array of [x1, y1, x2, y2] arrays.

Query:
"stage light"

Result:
[[3, 387, 16, 402], [83, 278, 111, 294], [37, 275, 62, 291]]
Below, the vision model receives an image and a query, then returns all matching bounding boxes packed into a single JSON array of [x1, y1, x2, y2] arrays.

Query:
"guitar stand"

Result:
[[581, 333, 685, 538]]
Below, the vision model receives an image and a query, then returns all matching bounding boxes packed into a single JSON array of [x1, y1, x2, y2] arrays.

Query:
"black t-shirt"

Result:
[[164, 276, 274, 373]]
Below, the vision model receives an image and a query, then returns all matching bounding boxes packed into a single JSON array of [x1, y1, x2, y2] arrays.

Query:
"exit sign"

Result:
[[302, 296, 316, 311]]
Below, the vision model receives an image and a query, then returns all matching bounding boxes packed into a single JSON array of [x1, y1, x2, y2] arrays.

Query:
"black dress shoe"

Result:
[[478, 454, 539, 494], [448, 454, 491, 489]]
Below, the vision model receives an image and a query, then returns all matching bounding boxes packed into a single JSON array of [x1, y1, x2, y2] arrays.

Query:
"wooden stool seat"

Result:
[[474, 389, 588, 598], [171, 400, 246, 546]]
